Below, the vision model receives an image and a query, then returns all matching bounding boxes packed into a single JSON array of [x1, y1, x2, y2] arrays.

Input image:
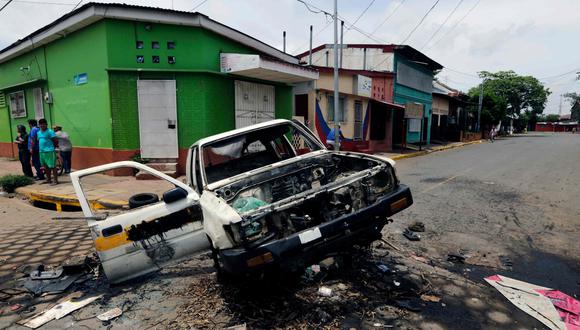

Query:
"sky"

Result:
[[1, 0, 579, 114]]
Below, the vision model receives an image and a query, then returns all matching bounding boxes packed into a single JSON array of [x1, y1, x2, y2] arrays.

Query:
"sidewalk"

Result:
[[377, 139, 483, 161], [0, 158, 179, 212]]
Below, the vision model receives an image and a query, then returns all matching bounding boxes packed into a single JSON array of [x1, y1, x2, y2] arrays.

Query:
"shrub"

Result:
[[130, 153, 148, 164], [0, 175, 34, 193]]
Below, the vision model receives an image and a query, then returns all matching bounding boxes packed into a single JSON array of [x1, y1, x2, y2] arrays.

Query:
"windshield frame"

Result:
[[198, 121, 325, 187]]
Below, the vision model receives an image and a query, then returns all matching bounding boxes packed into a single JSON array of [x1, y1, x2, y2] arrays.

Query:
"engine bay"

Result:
[[214, 154, 397, 246]]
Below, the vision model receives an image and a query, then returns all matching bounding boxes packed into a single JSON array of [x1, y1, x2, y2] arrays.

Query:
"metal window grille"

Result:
[[409, 118, 421, 132], [9, 91, 26, 118], [33, 88, 44, 120], [354, 100, 363, 140], [327, 95, 345, 122]]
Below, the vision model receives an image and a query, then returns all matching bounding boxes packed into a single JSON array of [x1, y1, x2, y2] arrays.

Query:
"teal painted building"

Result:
[[0, 3, 317, 173], [392, 47, 442, 145]]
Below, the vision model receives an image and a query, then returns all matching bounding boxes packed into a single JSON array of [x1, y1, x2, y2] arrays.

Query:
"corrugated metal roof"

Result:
[[0, 2, 297, 65]]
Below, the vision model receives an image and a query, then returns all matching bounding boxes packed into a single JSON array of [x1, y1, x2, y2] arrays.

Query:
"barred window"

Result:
[[327, 95, 346, 122]]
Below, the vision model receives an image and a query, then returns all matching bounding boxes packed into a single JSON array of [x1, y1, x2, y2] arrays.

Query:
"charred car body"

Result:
[[72, 120, 412, 283]]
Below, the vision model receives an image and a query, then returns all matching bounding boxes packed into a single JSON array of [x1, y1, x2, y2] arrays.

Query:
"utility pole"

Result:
[[477, 81, 484, 132], [340, 21, 344, 68], [308, 25, 313, 66], [333, 0, 340, 150], [283, 31, 286, 53], [558, 94, 563, 117]]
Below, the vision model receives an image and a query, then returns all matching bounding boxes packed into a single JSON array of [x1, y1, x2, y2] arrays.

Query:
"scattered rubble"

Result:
[[96, 307, 123, 322], [407, 221, 425, 232], [318, 286, 333, 297], [403, 228, 421, 241], [19, 293, 103, 329], [447, 253, 467, 263]]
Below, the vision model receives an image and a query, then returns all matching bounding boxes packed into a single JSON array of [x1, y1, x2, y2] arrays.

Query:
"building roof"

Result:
[[559, 113, 571, 120], [311, 65, 395, 78], [433, 80, 467, 99], [537, 121, 578, 125], [0, 2, 297, 65], [296, 44, 443, 71]]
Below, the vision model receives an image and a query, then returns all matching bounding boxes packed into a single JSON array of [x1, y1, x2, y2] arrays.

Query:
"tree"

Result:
[[468, 71, 551, 131], [563, 92, 580, 121], [467, 87, 507, 126], [544, 114, 561, 122]]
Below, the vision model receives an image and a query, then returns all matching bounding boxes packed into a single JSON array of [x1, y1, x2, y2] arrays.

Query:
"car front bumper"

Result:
[[218, 184, 413, 274]]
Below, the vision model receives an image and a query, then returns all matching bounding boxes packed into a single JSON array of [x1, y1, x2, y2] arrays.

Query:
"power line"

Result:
[[443, 67, 480, 78], [539, 68, 580, 81], [0, 0, 15, 12], [296, 0, 330, 16], [369, 0, 406, 38], [400, 0, 440, 44], [425, 0, 481, 51], [190, 0, 208, 12], [420, 0, 464, 50], [71, 0, 82, 10], [344, 0, 376, 36], [341, 18, 386, 43], [291, 20, 332, 54], [295, 0, 387, 44]]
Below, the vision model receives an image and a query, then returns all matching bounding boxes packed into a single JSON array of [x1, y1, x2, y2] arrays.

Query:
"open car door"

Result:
[[70, 161, 209, 283]]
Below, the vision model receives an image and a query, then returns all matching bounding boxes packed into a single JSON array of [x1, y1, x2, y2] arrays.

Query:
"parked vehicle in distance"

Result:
[[71, 119, 413, 283]]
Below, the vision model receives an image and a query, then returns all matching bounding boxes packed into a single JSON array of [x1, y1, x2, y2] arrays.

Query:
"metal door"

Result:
[[33, 87, 44, 120], [235, 80, 275, 128], [71, 161, 208, 284], [137, 80, 178, 158]]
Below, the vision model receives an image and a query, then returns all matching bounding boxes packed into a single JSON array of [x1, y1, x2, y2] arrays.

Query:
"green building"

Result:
[[0, 3, 317, 174]]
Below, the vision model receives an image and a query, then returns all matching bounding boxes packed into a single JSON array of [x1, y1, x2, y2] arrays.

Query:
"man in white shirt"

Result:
[[53, 126, 73, 173]]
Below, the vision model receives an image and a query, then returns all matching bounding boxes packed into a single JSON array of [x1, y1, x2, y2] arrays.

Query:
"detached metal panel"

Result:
[[234, 80, 275, 129]]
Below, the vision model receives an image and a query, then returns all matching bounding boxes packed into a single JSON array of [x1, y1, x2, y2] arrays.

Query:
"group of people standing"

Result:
[[14, 119, 72, 185]]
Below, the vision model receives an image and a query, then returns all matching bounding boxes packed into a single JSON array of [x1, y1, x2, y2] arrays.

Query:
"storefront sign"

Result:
[[74, 73, 88, 85], [404, 102, 424, 119], [353, 75, 372, 97], [220, 53, 260, 73]]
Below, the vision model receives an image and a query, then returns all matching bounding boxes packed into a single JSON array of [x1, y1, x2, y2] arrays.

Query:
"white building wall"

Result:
[[300, 47, 394, 72]]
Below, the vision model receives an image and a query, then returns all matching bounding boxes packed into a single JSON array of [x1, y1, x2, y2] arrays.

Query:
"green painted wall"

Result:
[[1, 17, 296, 155], [276, 85, 293, 120], [104, 19, 295, 152], [110, 72, 139, 150], [0, 22, 111, 148], [45, 22, 111, 148], [0, 86, 47, 144], [0, 47, 48, 144], [0, 93, 13, 144], [109, 70, 294, 151], [0, 48, 47, 89], [393, 54, 433, 144], [105, 20, 255, 71]]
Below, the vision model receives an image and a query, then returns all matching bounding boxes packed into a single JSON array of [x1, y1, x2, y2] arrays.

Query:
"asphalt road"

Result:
[[391, 133, 580, 296], [1, 133, 578, 329]]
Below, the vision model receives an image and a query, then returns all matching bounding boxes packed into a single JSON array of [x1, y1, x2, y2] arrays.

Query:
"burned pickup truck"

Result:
[[71, 120, 412, 283]]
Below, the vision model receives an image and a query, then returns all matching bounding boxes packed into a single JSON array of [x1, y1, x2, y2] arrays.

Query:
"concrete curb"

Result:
[[390, 140, 483, 161], [13, 140, 484, 211], [16, 186, 126, 212]]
